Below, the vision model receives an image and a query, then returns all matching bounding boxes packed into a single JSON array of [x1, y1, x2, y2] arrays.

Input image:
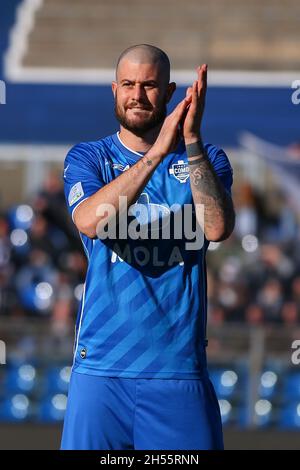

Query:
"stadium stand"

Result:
[[1, 0, 300, 145], [24, 0, 300, 70]]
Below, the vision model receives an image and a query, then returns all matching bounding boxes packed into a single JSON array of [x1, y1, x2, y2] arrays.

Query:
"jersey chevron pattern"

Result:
[[63, 132, 233, 379]]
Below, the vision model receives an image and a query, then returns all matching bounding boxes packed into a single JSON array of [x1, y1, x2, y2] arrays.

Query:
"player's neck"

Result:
[[118, 126, 160, 153]]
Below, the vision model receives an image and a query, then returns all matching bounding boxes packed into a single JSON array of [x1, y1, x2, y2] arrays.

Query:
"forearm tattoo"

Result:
[[143, 157, 153, 167], [186, 141, 235, 239]]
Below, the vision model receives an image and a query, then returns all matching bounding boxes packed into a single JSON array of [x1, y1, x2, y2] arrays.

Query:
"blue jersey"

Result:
[[63, 132, 233, 379]]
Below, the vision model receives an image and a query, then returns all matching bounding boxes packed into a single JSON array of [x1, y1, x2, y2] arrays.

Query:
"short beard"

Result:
[[114, 97, 167, 137]]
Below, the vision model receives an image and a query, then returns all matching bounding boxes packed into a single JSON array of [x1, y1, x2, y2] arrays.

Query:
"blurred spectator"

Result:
[[32, 171, 81, 251], [245, 304, 264, 325], [208, 305, 225, 326], [287, 142, 300, 160], [234, 182, 258, 238], [0, 214, 17, 315], [291, 276, 300, 308], [0, 215, 10, 270], [256, 278, 283, 323], [281, 301, 299, 325], [28, 214, 57, 260]]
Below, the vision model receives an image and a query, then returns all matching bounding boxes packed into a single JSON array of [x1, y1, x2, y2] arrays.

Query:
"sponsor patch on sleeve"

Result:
[[68, 182, 84, 206]]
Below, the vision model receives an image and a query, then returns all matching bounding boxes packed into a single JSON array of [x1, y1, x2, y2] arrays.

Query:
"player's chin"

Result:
[[127, 109, 152, 120], [127, 114, 153, 127]]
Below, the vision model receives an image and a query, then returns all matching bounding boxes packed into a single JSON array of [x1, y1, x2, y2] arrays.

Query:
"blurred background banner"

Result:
[[0, 0, 300, 449]]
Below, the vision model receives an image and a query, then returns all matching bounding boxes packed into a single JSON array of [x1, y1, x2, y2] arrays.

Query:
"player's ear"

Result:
[[166, 82, 176, 103], [112, 81, 117, 97]]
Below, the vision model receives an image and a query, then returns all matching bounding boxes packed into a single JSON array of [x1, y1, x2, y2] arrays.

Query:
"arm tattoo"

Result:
[[186, 142, 235, 239], [142, 156, 153, 167], [190, 167, 203, 185]]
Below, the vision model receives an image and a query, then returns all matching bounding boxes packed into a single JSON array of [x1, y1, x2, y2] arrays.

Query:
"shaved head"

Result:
[[116, 44, 170, 84]]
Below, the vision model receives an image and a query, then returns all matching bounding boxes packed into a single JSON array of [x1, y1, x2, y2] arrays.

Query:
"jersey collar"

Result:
[[112, 131, 187, 163], [112, 132, 146, 161]]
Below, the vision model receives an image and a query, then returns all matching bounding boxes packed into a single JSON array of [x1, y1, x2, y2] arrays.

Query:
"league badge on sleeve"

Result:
[[169, 160, 190, 183], [68, 182, 84, 206]]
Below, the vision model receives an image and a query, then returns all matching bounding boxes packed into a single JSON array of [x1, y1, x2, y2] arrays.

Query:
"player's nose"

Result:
[[132, 84, 145, 101]]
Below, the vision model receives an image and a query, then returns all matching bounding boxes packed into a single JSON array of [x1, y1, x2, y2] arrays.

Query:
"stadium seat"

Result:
[[0, 394, 33, 422], [283, 372, 300, 401], [209, 368, 241, 399], [5, 363, 38, 394], [38, 393, 68, 422], [218, 399, 234, 426], [236, 401, 275, 428], [7, 205, 34, 231], [259, 370, 279, 399], [253, 399, 274, 427], [45, 366, 71, 394], [279, 402, 300, 428]]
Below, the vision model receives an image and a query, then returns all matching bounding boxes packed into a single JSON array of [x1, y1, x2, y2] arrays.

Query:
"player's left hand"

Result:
[[182, 64, 207, 143]]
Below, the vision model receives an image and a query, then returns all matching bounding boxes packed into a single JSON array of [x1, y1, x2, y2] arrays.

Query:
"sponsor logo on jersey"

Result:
[[112, 163, 130, 172], [169, 160, 189, 183], [111, 243, 185, 267]]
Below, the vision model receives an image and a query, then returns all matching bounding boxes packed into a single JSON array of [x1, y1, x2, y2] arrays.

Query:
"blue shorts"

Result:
[[61, 371, 223, 450]]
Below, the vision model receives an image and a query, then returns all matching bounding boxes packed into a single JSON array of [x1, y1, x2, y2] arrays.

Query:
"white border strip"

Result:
[[172, 70, 300, 87], [4, 0, 44, 81], [0, 143, 70, 161], [5, 66, 300, 87]]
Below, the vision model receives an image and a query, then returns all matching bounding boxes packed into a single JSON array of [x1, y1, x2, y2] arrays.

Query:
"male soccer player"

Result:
[[61, 44, 235, 450]]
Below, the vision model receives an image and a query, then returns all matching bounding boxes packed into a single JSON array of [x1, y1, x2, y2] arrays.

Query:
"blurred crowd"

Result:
[[0, 171, 86, 337], [207, 182, 300, 326], [0, 172, 299, 327]]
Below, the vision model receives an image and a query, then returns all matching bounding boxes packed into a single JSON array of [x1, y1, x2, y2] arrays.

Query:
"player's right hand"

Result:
[[151, 96, 191, 160]]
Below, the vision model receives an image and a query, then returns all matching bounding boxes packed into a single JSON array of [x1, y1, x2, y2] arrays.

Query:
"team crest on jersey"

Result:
[[169, 160, 189, 183]]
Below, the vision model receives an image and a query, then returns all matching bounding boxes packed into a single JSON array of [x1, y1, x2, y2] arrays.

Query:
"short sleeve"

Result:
[[205, 144, 233, 196], [63, 142, 106, 222]]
